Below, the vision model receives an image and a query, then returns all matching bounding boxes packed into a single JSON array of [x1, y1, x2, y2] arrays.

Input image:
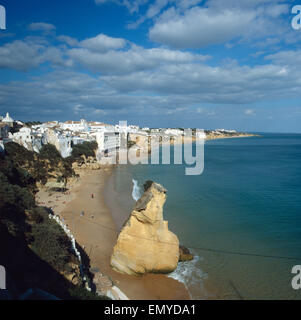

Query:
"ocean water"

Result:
[[106, 134, 301, 300]]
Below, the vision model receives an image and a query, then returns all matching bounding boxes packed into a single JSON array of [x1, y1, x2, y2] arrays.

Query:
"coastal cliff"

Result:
[[0, 142, 108, 300], [111, 181, 179, 276]]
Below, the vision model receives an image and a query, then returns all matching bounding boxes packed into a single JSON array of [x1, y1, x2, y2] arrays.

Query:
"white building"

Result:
[[45, 129, 72, 158], [0, 123, 10, 152], [93, 130, 120, 161], [1, 113, 14, 127], [216, 129, 237, 133], [196, 131, 207, 139], [60, 119, 89, 132], [12, 127, 32, 147], [0, 123, 10, 139], [12, 127, 43, 153], [164, 129, 183, 136]]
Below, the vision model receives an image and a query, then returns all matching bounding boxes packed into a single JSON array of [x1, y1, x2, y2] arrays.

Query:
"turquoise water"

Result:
[[108, 134, 301, 300]]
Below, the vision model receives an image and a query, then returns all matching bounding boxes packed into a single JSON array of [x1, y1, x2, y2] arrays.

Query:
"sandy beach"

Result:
[[37, 167, 190, 300]]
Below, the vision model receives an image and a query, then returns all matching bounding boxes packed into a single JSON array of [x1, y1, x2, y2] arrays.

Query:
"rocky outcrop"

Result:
[[110, 182, 179, 276], [179, 245, 194, 262], [72, 155, 111, 175]]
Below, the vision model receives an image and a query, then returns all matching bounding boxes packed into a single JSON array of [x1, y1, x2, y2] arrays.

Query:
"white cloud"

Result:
[[95, 0, 148, 14], [265, 50, 301, 66], [80, 33, 126, 52], [2, 19, 301, 125], [28, 22, 56, 32], [128, 0, 170, 28], [68, 44, 208, 74], [57, 35, 79, 46], [0, 38, 69, 71], [245, 109, 256, 116], [101, 60, 301, 105], [0, 40, 46, 71], [149, 0, 289, 48], [149, 6, 256, 48], [95, 0, 110, 3]]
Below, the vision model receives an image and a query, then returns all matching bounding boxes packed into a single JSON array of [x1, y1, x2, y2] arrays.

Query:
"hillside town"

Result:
[[0, 112, 247, 160]]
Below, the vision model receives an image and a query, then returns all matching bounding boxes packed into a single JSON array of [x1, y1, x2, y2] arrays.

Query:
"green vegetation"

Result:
[[25, 121, 43, 127], [143, 180, 154, 192], [31, 217, 72, 270], [39, 144, 62, 163], [3, 142, 75, 186], [0, 143, 107, 300], [127, 140, 136, 148], [68, 141, 98, 162], [66, 141, 98, 163]]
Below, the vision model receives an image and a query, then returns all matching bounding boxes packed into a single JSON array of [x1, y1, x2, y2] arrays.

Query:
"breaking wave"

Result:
[[168, 250, 209, 299], [132, 179, 141, 201]]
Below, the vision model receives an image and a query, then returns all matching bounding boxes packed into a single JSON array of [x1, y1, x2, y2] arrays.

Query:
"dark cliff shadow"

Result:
[[0, 222, 79, 300]]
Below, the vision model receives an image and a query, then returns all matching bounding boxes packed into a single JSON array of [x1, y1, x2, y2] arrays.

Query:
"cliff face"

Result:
[[110, 182, 179, 276], [0, 142, 107, 300]]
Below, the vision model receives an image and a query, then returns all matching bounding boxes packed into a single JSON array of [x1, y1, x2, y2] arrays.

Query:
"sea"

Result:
[[105, 133, 301, 300]]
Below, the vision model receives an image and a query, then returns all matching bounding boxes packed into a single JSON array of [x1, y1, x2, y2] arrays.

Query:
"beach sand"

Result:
[[38, 168, 190, 300]]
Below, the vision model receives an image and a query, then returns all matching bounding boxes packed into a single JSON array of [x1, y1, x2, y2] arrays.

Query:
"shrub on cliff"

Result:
[[0, 172, 34, 215], [143, 180, 154, 192], [70, 141, 98, 161], [0, 142, 102, 299], [31, 219, 73, 270], [29, 207, 49, 224], [4, 142, 35, 166], [39, 144, 61, 164]]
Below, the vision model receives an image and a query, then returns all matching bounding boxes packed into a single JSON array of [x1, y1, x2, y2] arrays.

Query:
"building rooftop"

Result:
[[2, 113, 13, 123]]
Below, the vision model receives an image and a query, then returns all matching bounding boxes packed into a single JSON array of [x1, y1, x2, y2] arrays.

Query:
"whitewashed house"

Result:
[[11, 127, 44, 153], [60, 119, 89, 132], [12, 127, 33, 150], [0, 123, 9, 139], [2, 113, 14, 127], [93, 130, 120, 161], [164, 129, 183, 136], [196, 130, 207, 140], [45, 129, 72, 158], [0, 123, 10, 152]]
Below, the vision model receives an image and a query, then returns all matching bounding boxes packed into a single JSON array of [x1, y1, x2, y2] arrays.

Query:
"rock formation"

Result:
[[179, 245, 194, 262], [110, 182, 179, 275]]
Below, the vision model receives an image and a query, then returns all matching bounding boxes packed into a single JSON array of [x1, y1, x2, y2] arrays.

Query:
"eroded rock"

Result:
[[110, 182, 179, 275]]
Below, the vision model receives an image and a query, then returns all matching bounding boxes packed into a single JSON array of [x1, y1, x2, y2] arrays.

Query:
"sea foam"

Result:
[[132, 179, 141, 201], [168, 250, 208, 299]]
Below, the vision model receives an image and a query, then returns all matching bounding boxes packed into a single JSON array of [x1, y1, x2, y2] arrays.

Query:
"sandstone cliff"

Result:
[[110, 182, 179, 275]]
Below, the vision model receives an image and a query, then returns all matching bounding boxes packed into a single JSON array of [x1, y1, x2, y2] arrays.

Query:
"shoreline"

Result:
[[35, 133, 259, 300], [37, 167, 190, 300]]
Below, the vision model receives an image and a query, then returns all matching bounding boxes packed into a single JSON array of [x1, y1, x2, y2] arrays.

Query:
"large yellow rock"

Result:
[[110, 182, 179, 275]]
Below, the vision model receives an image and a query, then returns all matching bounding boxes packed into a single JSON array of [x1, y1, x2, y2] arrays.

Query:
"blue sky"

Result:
[[0, 0, 301, 132]]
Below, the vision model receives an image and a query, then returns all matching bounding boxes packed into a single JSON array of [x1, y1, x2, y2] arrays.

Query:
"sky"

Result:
[[0, 0, 301, 132]]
